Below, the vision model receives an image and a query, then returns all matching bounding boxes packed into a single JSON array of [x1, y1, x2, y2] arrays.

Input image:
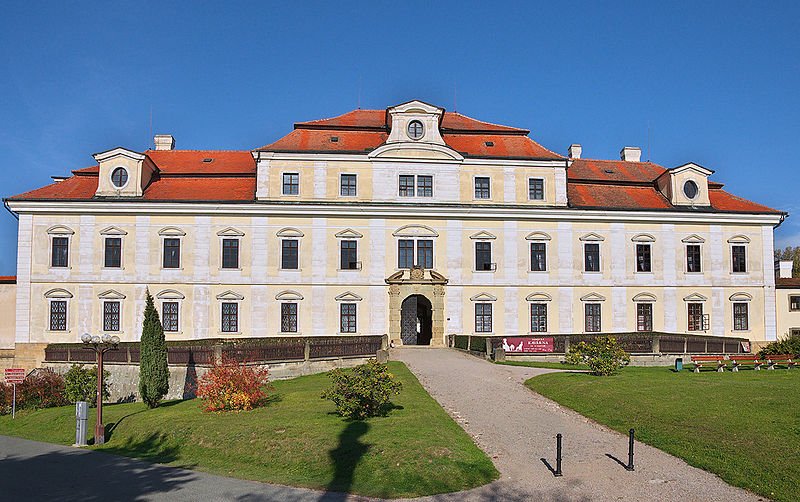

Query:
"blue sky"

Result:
[[1, 1, 799, 274]]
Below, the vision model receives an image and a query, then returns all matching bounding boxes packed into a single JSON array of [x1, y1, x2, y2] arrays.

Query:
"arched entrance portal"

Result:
[[400, 295, 433, 345]]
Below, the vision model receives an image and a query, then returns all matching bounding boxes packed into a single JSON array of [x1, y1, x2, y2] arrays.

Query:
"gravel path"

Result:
[[394, 347, 766, 502]]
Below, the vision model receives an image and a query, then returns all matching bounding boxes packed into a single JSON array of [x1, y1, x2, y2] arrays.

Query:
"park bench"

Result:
[[729, 355, 762, 371], [763, 354, 796, 370], [691, 355, 726, 373]]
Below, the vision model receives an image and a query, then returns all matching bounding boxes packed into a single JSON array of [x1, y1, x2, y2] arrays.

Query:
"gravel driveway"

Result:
[[395, 347, 766, 502]]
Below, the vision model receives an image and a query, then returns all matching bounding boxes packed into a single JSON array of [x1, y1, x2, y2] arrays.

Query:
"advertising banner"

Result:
[[502, 337, 554, 353]]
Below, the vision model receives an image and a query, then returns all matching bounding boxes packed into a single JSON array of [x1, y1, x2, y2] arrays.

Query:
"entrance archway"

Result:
[[400, 295, 433, 345]]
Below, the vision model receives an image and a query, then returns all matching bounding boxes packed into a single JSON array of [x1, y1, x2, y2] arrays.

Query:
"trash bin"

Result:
[[674, 358, 683, 372]]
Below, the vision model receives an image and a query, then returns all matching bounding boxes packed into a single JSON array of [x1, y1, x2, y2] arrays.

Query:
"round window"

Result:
[[111, 167, 129, 188], [407, 120, 424, 140], [683, 180, 699, 199]]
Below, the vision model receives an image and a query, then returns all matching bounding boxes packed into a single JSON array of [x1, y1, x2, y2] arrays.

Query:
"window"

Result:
[[791, 296, 800, 311], [49, 300, 67, 331], [584, 243, 600, 272], [340, 303, 357, 333], [731, 245, 746, 273], [686, 245, 702, 273], [222, 239, 239, 269], [733, 303, 749, 331], [531, 304, 547, 332], [407, 120, 424, 139], [281, 303, 298, 333], [417, 239, 433, 268], [399, 175, 415, 197], [51, 237, 69, 268], [530, 243, 547, 272], [475, 241, 493, 271], [636, 244, 652, 273], [585, 304, 601, 332], [340, 174, 357, 196], [683, 180, 699, 199], [282, 173, 299, 195], [399, 239, 433, 269], [163, 238, 181, 268], [398, 240, 415, 268], [221, 302, 238, 332], [162, 302, 179, 332], [417, 175, 433, 197], [281, 240, 299, 269], [529, 178, 544, 200], [103, 301, 120, 332], [475, 303, 492, 333], [104, 237, 122, 268], [340, 240, 358, 270], [111, 167, 128, 188], [688, 303, 704, 331], [474, 177, 490, 199], [636, 303, 653, 332]]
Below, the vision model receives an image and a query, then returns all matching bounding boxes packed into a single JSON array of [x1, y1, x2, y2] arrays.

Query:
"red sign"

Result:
[[4, 368, 25, 384], [502, 337, 554, 353]]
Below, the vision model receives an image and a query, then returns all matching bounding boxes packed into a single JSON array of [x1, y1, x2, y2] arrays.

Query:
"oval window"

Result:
[[683, 180, 699, 199], [407, 120, 424, 140], [111, 167, 129, 188]]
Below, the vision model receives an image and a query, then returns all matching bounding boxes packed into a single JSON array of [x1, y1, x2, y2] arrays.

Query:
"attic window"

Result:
[[604, 169, 615, 174], [202, 158, 213, 163], [330, 136, 339, 143], [485, 141, 494, 147]]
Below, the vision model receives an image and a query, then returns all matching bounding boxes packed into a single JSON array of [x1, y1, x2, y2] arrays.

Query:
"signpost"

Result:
[[4, 368, 25, 419], [501, 337, 555, 353]]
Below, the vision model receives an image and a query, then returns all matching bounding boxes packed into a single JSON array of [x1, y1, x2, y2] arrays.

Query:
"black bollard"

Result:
[[555, 433, 563, 476], [626, 428, 635, 471]]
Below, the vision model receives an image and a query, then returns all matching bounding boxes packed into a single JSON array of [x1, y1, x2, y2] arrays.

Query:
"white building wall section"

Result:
[[14, 214, 32, 343], [762, 225, 777, 340]]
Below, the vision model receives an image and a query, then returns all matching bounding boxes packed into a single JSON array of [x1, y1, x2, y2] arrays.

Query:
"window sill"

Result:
[[730, 272, 749, 275], [161, 268, 184, 271], [528, 332, 550, 335], [337, 268, 361, 272], [634, 271, 654, 275], [279, 268, 302, 272], [528, 270, 548, 274], [473, 270, 496, 274], [583, 271, 602, 275], [46, 330, 71, 334], [219, 331, 242, 336], [101, 267, 124, 271], [278, 332, 302, 336], [684, 272, 703, 275], [220, 268, 242, 272]]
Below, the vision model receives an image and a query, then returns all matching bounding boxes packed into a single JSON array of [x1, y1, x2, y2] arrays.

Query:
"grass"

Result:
[[526, 366, 800, 502], [496, 360, 588, 370], [0, 361, 497, 498]]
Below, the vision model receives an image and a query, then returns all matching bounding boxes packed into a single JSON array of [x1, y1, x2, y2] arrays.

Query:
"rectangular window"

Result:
[[49, 300, 67, 331], [282, 173, 299, 195], [163, 238, 181, 269], [688, 302, 704, 331], [791, 296, 800, 311], [340, 240, 358, 270], [221, 239, 239, 269], [584, 243, 600, 272], [531, 304, 547, 332], [731, 245, 746, 273], [281, 303, 298, 333], [686, 245, 702, 273], [51, 237, 69, 268], [340, 303, 357, 333], [340, 174, 357, 196], [475, 303, 492, 333], [417, 175, 433, 197], [636, 244, 652, 273], [636, 303, 653, 332], [417, 239, 434, 268], [530, 243, 547, 272], [398, 240, 414, 269], [475, 241, 493, 271], [733, 303, 749, 331], [104, 237, 122, 268], [221, 302, 238, 332], [281, 240, 299, 269], [103, 301, 120, 332], [399, 175, 415, 197], [528, 178, 544, 200], [585, 303, 601, 332], [162, 302, 179, 332], [474, 177, 490, 199]]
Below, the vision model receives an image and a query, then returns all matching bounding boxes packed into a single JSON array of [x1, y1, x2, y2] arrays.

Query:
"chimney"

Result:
[[568, 144, 582, 159], [620, 146, 641, 162], [777, 260, 794, 279], [154, 134, 175, 151]]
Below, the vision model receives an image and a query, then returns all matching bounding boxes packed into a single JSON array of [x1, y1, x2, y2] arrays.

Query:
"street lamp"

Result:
[[81, 333, 119, 445]]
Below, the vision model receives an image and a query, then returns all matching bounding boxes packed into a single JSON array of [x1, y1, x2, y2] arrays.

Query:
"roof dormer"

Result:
[[369, 100, 463, 160], [92, 147, 158, 197], [656, 162, 713, 207]]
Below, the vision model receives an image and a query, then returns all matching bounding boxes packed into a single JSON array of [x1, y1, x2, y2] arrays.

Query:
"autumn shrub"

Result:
[[566, 335, 630, 376], [196, 358, 271, 412], [17, 369, 69, 410], [64, 364, 110, 406], [321, 360, 402, 419]]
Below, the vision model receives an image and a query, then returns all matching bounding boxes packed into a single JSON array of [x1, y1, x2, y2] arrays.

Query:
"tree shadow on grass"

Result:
[[101, 431, 194, 467], [317, 421, 370, 501]]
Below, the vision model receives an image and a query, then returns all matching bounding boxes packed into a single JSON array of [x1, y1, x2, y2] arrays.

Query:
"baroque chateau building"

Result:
[[5, 100, 786, 350]]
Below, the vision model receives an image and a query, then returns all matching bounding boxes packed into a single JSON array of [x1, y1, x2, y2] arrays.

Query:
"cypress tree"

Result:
[[139, 289, 169, 408]]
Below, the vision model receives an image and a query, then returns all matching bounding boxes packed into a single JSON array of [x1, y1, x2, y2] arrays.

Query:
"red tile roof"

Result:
[[294, 109, 528, 134], [568, 184, 673, 210], [0, 276, 16, 284], [146, 150, 255, 174], [265, 129, 388, 153], [568, 159, 668, 183], [776, 277, 800, 289], [142, 176, 255, 201]]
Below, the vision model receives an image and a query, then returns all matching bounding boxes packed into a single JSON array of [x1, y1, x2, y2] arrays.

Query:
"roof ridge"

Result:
[[443, 111, 528, 132]]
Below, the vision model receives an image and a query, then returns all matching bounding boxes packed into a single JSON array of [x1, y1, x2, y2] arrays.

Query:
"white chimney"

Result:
[[568, 144, 582, 159], [778, 260, 794, 278], [620, 146, 641, 162], [154, 134, 175, 151]]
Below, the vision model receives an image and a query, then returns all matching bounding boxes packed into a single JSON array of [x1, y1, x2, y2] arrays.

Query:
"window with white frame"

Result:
[[51, 236, 69, 268], [49, 300, 67, 331], [636, 244, 652, 273], [530, 242, 547, 271], [475, 241, 493, 271], [686, 244, 702, 273], [731, 245, 747, 273], [530, 304, 547, 332], [733, 303, 749, 331], [281, 239, 299, 269], [104, 237, 122, 268], [688, 302, 704, 331], [221, 302, 238, 332], [340, 303, 357, 333], [281, 303, 298, 333], [528, 178, 544, 200], [475, 303, 492, 333], [282, 173, 299, 195], [584, 243, 600, 272], [222, 238, 239, 269], [585, 303, 601, 332], [340, 174, 357, 196], [103, 301, 121, 332], [636, 303, 653, 331], [163, 238, 181, 268], [162, 302, 179, 332], [474, 177, 490, 199], [398, 174, 433, 197]]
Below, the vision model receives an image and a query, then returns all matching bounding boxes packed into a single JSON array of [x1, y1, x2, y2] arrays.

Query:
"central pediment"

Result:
[[368, 100, 464, 161]]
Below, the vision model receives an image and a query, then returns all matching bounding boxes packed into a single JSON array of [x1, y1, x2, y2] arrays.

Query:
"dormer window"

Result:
[[111, 167, 129, 188], [407, 120, 424, 140], [683, 180, 699, 199]]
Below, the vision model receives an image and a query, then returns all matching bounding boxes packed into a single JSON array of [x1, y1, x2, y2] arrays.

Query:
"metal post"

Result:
[[95, 349, 105, 445], [12, 383, 16, 419], [626, 428, 635, 471], [555, 433, 563, 476]]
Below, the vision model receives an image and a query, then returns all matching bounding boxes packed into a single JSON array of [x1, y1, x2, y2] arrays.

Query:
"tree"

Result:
[[139, 290, 169, 408]]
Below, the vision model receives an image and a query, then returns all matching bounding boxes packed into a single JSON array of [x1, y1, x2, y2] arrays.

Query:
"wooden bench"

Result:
[[729, 355, 763, 371], [763, 354, 796, 370], [691, 355, 727, 373]]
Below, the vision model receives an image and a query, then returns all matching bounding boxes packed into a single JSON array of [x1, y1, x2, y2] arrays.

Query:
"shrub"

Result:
[[139, 290, 169, 408], [321, 360, 402, 419], [758, 335, 800, 358], [565, 335, 630, 376], [64, 364, 110, 406], [196, 358, 271, 412], [16, 369, 69, 410]]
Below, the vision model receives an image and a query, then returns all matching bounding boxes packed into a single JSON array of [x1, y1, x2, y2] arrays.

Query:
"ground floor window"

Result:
[[530, 303, 547, 332], [221, 302, 238, 332], [636, 303, 653, 332], [281, 302, 298, 333], [475, 303, 492, 333], [340, 303, 356, 333], [103, 301, 120, 332], [49, 300, 67, 331], [162, 302, 179, 332], [733, 303, 749, 331], [584, 303, 601, 332], [688, 302, 705, 331]]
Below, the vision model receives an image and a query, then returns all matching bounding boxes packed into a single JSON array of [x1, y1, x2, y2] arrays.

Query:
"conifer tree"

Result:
[[139, 290, 169, 408]]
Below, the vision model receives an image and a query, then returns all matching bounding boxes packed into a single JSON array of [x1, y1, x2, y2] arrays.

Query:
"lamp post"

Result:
[[81, 333, 119, 445]]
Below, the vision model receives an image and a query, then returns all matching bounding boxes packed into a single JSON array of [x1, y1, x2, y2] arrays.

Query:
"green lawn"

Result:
[[496, 360, 588, 370], [0, 361, 497, 498], [526, 367, 800, 502]]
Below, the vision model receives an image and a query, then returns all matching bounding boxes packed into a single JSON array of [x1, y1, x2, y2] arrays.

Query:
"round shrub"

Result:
[[64, 364, 110, 406], [565, 336, 630, 376], [321, 360, 402, 419], [196, 358, 271, 412]]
